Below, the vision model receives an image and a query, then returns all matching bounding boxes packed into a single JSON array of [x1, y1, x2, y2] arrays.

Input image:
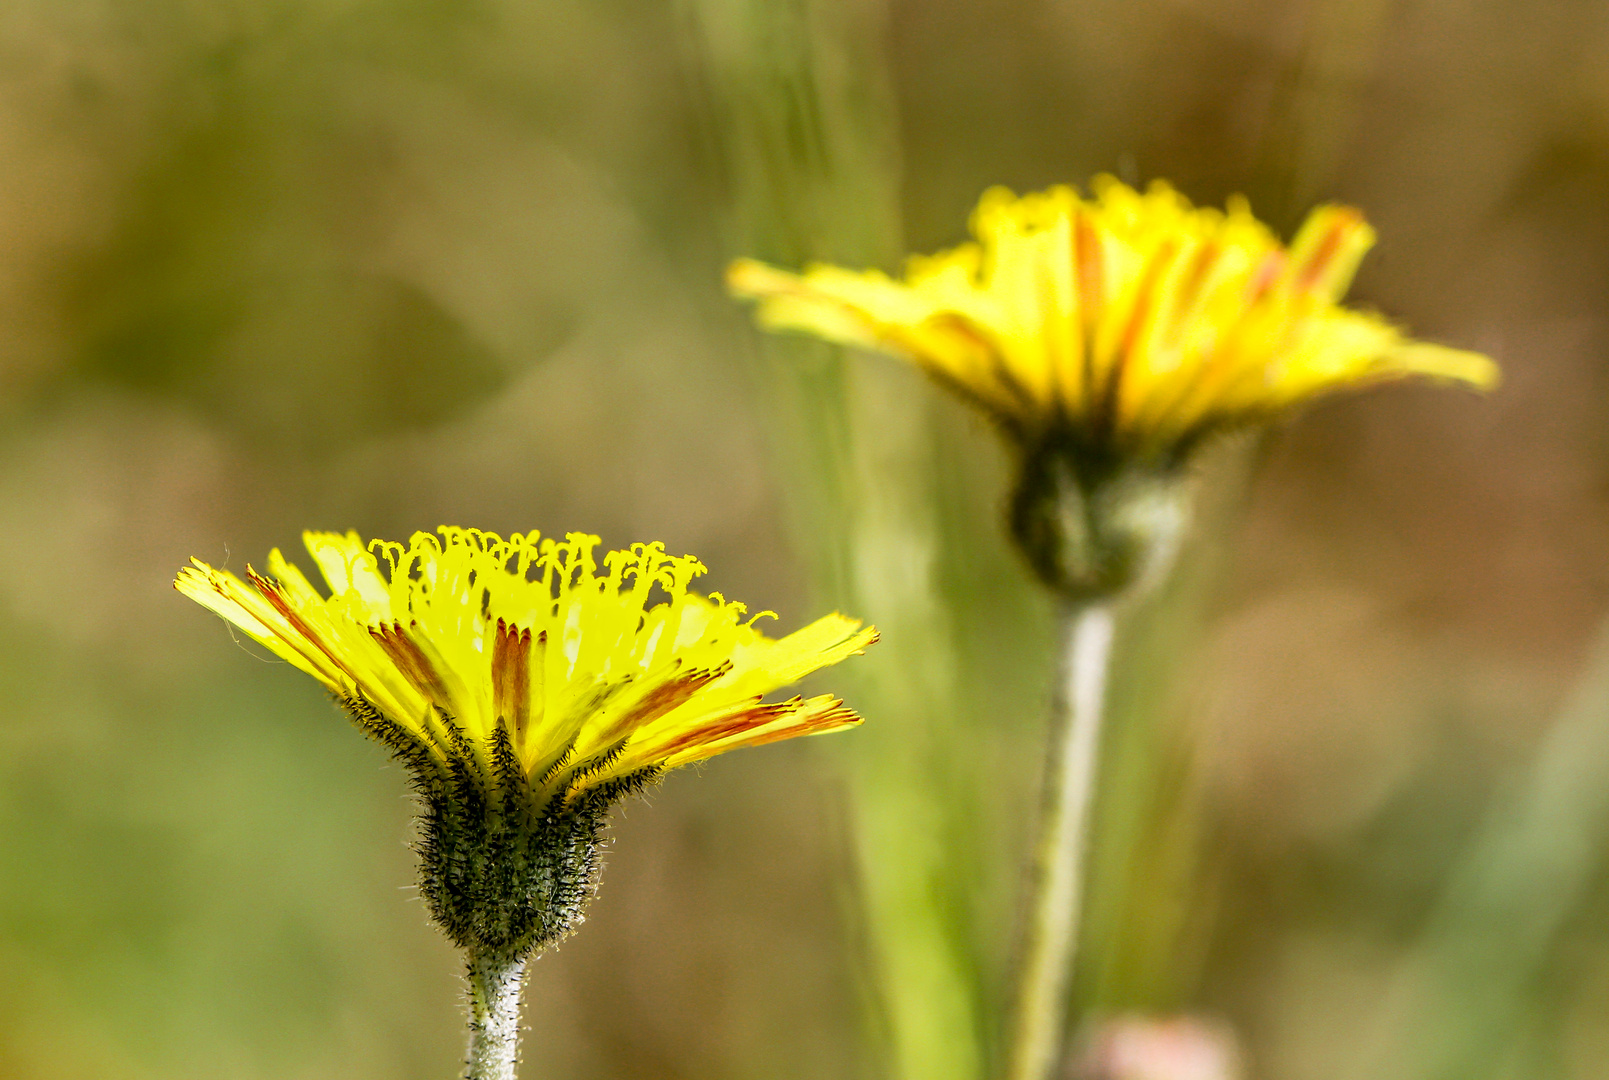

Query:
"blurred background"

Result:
[[0, 0, 1605, 1077]]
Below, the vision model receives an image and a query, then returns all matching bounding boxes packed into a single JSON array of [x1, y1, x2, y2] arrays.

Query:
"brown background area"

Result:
[[0, 0, 1604, 1077]]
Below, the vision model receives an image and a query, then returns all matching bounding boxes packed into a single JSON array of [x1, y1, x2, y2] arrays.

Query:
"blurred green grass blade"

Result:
[[674, 2, 988, 1078]]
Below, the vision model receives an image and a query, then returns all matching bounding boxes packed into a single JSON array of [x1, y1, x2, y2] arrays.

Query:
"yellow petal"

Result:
[[729, 177, 1498, 459], [178, 528, 875, 802]]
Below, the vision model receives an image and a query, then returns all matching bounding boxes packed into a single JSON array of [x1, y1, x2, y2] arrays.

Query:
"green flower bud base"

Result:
[[417, 768, 657, 960], [1008, 446, 1189, 603]]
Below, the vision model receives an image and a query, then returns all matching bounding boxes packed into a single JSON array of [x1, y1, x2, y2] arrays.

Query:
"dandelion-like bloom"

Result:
[[730, 177, 1497, 597], [731, 176, 1497, 1080], [177, 528, 875, 962]]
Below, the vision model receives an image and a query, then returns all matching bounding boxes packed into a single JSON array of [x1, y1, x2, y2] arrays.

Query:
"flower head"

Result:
[[730, 177, 1495, 462], [178, 527, 875, 956], [730, 178, 1497, 598]]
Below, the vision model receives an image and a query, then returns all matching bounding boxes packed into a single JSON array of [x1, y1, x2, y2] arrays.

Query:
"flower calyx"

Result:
[[1008, 444, 1189, 603]]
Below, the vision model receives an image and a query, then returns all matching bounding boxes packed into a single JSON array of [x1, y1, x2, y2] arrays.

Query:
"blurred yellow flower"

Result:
[[177, 528, 875, 804], [729, 177, 1496, 462]]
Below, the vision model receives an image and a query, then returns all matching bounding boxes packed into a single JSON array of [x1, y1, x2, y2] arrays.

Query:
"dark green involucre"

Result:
[[343, 694, 659, 961], [1008, 444, 1191, 603]]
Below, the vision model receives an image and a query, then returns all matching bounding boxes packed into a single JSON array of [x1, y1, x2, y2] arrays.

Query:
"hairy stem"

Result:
[[464, 951, 527, 1080], [1007, 604, 1115, 1080]]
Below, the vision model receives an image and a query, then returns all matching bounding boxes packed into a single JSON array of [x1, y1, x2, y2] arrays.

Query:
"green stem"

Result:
[[464, 951, 527, 1080], [1007, 604, 1115, 1080]]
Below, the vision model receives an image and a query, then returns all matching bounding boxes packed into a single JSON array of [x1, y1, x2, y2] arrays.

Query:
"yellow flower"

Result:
[[177, 527, 875, 954], [730, 178, 1497, 600], [179, 526, 873, 795], [729, 177, 1496, 462]]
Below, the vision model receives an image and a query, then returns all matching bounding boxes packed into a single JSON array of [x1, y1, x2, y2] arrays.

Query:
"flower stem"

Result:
[[464, 950, 528, 1080], [1007, 603, 1116, 1080]]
